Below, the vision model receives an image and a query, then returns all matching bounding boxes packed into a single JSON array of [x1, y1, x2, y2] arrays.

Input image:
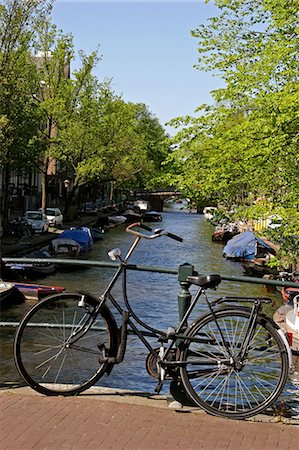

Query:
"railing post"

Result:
[[178, 263, 194, 324]]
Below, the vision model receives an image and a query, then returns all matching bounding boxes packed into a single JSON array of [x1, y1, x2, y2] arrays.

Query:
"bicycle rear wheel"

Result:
[[14, 292, 118, 396], [179, 308, 289, 419]]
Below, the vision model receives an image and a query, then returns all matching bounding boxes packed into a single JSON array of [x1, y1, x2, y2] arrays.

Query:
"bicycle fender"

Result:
[[76, 291, 120, 374], [259, 312, 294, 371]]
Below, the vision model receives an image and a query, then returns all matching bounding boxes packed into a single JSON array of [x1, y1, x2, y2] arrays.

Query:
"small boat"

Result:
[[0, 281, 25, 308], [4, 248, 56, 278], [123, 210, 142, 223], [141, 211, 162, 222], [49, 238, 81, 258], [223, 230, 276, 261], [13, 282, 65, 301], [90, 227, 104, 241], [50, 227, 93, 259], [241, 258, 280, 278], [203, 206, 217, 221], [212, 223, 240, 243], [281, 274, 299, 303], [273, 298, 299, 354], [108, 215, 127, 225]]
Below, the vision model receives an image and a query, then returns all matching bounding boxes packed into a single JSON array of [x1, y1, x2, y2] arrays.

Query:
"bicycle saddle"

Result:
[[187, 274, 221, 289]]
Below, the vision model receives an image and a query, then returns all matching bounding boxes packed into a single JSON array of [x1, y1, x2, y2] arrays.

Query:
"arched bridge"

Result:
[[134, 189, 181, 211]]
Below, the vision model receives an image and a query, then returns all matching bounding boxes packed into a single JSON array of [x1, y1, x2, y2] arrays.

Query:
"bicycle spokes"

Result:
[[180, 309, 288, 418]]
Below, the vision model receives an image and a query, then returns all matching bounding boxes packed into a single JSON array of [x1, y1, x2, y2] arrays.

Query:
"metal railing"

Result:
[[2, 256, 299, 288], [1, 256, 298, 330]]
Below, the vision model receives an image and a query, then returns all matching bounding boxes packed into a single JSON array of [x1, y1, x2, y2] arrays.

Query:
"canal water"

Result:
[[1, 207, 298, 412]]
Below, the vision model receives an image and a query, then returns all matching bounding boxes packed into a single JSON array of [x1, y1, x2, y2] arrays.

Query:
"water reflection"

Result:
[[0, 211, 298, 413]]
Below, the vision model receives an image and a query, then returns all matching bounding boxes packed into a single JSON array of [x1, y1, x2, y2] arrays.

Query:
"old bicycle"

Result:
[[14, 223, 292, 419]]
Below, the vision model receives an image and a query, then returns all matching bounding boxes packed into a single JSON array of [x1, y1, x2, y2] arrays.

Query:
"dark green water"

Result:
[[1, 210, 298, 412]]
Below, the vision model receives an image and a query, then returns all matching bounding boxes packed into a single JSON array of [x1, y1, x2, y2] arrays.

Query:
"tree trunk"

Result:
[[1, 164, 11, 232], [63, 183, 77, 221], [41, 156, 49, 213]]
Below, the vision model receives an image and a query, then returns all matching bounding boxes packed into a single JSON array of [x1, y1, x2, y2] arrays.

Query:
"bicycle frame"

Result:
[[69, 226, 203, 380]]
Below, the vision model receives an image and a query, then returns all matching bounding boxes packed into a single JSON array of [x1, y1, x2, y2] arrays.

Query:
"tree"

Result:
[[0, 1, 169, 225], [57, 80, 169, 216], [166, 0, 299, 216], [0, 0, 52, 229], [30, 20, 76, 213]]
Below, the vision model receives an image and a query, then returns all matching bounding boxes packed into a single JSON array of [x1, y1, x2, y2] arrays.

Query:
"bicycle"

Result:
[[9, 217, 34, 239], [13, 223, 293, 419]]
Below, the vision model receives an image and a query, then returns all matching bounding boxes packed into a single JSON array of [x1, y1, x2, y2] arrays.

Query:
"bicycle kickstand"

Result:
[[154, 345, 166, 393]]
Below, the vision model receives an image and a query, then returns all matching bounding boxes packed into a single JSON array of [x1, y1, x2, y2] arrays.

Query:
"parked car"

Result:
[[24, 211, 49, 233], [40, 208, 63, 228]]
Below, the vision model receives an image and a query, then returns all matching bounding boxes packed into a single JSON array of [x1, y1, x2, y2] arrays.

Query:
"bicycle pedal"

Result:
[[98, 343, 108, 363], [166, 327, 176, 339]]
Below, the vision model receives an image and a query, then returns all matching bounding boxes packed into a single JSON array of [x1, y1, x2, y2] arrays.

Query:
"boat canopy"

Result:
[[57, 228, 93, 253], [223, 230, 275, 261]]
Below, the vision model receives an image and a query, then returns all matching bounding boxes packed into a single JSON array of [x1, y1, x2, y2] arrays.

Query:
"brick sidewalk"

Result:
[[0, 391, 298, 450]]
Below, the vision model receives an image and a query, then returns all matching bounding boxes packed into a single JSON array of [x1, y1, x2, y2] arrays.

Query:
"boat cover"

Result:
[[223, 230, 274, 261], [56, 228, 93, 253]]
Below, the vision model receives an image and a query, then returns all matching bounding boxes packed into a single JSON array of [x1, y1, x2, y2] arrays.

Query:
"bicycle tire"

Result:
[[22, 225, 31, 239], [14, 292, 118, 396], [179, 307, 289, 419]]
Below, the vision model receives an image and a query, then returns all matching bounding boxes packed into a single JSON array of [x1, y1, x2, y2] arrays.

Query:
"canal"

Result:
[[1, 207, 298, 412]]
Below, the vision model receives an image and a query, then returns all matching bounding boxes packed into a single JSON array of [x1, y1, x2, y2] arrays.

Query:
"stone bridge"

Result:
[[134, 189, 181, 211]]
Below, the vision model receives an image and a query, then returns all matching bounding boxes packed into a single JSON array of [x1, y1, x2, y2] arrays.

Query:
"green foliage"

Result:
[[0, 1, 169, 221], [163, 0, 299, 263], [0, 0, 52, 172]]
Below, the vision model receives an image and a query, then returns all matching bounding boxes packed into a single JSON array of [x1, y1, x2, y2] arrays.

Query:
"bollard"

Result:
[[177, 263, 194, 324]]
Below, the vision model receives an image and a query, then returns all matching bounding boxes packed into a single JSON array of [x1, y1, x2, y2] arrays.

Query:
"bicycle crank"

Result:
[[145, 348, 177, 380]]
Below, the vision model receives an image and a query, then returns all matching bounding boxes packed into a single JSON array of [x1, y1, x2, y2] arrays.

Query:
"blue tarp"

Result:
[[57, 227, 93, 253], [223, 230, 274, 261]]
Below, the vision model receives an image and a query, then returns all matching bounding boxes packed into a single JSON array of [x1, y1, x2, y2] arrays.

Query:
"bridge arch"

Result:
[[133, 190, 181, 211]]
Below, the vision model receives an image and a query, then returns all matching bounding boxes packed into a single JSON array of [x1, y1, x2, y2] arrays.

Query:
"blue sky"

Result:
[[53, 1, 222, 134]]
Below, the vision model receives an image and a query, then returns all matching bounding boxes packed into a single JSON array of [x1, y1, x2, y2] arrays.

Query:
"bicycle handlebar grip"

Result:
[[139, 224, 152, 232], [166, 232, 183, 242]]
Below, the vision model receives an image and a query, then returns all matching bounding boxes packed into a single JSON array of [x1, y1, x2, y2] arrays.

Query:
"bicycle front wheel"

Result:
[[179, 308, 289, 419], [14, 292, 118, 396]]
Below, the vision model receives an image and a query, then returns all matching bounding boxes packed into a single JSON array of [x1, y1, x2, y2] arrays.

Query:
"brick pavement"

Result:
[[0, 390, 298, 450]]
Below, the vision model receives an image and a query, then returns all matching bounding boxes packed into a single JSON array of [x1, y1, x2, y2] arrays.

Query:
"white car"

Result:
[[24, 211, 49, 233], [40, 208, 63, 228]]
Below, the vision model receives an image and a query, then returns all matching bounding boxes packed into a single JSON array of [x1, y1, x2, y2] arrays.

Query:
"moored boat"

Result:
[[212, 223, 240, 243], [203, 206, 217, 221], [50, 227, 93, 259], [123, 210, 142, 223], [4, 248, 56, 278], [141, 211, 162, 222], [241, 259, 280, 278], [273, 298, 299, 354], [223, 230, 276, 262], [13, 282, 65, 301], [90, 227, 104, 241], [108, 215, 127, 225], [0, 281, 25, 308]]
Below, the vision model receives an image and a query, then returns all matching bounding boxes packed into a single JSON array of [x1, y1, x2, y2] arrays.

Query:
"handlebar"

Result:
[[125, 222, 183, 242]]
